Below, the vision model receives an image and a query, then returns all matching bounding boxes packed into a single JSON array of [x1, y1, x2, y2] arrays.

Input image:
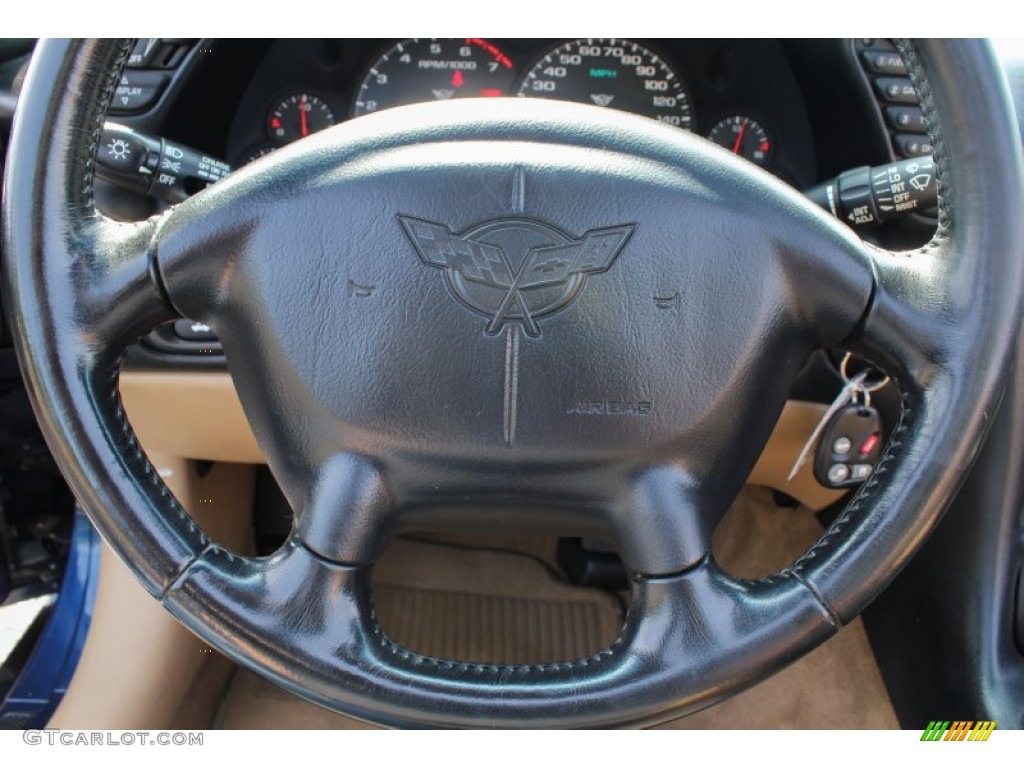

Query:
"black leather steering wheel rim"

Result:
[[3, 39, 1023, 728]]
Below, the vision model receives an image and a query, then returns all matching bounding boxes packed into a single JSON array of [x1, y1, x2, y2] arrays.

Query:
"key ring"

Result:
[[856, 387, 872, 411], [840, 353, 891, 394]]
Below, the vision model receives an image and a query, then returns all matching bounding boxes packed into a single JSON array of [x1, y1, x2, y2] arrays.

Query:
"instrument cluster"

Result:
[[226, 39, 817, 186]]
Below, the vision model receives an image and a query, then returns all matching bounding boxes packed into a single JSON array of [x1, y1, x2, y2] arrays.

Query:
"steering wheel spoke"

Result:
[[619, 459, 757, 576], [293, 452, 396, 565], [80, 216, 177, 349], [5, 154, 175, 364]]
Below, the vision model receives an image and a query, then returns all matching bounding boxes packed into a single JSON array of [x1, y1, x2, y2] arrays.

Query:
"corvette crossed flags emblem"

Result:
[[399, 216, 634, 337]]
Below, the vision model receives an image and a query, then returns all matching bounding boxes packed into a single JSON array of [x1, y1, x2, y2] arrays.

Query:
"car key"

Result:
[[812, 400, 883, 488], [788, 355, 889, 488], [787, 369, 869, 484]]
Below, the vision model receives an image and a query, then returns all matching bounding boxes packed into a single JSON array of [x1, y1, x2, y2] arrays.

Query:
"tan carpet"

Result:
[[375, 584, 622, 665], [215, 487, 899, 729]]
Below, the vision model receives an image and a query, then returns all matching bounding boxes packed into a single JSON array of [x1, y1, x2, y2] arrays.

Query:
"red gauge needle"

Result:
[[732, 118, 749, 155], [299, 96, 309, 138]]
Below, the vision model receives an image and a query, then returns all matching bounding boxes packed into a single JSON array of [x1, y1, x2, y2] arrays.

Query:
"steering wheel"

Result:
[[3, 39, 1022, 728]]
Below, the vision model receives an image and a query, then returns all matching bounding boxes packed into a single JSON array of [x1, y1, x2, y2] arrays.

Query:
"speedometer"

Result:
[[517, 39, 693, 130], [353, 38, 516, 117]]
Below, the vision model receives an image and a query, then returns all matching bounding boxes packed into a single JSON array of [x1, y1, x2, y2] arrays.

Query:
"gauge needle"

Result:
[[299, 96, 309, 138], [732, 118, 749, 155]]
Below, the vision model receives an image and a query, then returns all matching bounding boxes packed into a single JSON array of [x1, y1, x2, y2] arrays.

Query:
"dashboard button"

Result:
[[127, 39, 158, 68], [893, 134, 934, 158], [127, 39, 191, 69], [885, 106, 928, 133], [108, 70, 169, 115], [862, 51, 907, 76], [874, 77, 919, 104], [173, 319, 218, 342], [855, 39, 896, 51]]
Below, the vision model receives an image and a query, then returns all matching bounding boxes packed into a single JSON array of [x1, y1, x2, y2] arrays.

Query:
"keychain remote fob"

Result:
[[813, 405, 883, 488]]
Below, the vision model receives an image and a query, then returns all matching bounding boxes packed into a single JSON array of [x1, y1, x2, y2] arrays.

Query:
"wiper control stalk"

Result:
[[805, 155, 938, 230]]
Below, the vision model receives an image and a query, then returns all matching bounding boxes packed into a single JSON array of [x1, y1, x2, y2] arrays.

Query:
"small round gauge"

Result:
[[707, 115, 773, 167], [517, 39, 693, 130], [353, 38, 516, 117], [267, 93, 336, 146]]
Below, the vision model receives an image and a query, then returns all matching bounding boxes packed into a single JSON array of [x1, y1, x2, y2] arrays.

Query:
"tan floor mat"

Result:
[[375, 584, 622, 664], [216, 487, 899, 729]]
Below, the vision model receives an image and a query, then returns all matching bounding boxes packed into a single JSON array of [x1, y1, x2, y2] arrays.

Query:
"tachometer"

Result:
[[353, 38, 516, 117], [517, 39, 693, 130]]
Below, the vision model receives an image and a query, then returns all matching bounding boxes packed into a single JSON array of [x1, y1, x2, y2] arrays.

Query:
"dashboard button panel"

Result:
[[108, 69, 170, 114], [855, 40, 933, 166]]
